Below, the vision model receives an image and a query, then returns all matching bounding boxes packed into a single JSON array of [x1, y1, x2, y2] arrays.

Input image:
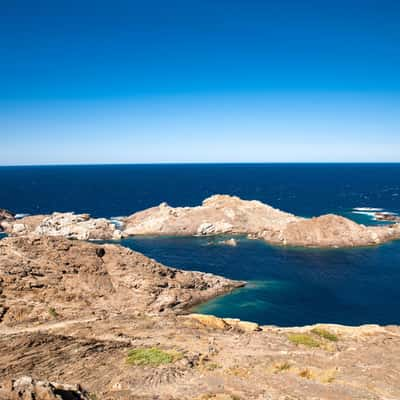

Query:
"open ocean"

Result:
[[1, 163, 400, 326]]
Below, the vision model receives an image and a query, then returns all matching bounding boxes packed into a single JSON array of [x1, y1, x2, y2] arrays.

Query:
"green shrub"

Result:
[[311, 328, 338, 342], [288, 333, 320, 348], [126, 347, 182, 366]]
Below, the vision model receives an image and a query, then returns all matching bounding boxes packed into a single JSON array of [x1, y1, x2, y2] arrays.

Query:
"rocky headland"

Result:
[[1, 234, 400, 399]]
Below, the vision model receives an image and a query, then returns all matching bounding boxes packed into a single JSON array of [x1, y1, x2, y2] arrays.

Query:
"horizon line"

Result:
[[1, 161, 400, 167]]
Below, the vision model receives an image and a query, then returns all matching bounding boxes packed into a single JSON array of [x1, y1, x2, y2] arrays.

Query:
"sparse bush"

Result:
[[299, 369, 313, 379], [288, 333, 319, 348], [274, 361, 291, 373]]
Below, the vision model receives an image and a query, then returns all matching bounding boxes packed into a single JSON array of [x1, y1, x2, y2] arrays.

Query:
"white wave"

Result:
[[353, 207, 383, 212], [15, 213, 30, 219], [352, 211, 377, 218], [109, 218, 125, 228]]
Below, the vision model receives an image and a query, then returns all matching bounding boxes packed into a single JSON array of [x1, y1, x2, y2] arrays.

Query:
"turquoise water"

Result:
[[121, 236, 400, 326], [1, 163, 400, 326]]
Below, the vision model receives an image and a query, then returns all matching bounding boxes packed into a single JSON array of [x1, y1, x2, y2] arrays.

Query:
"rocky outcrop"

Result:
[[0, 236, 244, 324], [122, 195, 400, 248], [0, 376, 90, 400], [0, 208, 15, 232], [260, 214, 400, 247], [123, 194, 301, 236], [4, 212, 122, 240]]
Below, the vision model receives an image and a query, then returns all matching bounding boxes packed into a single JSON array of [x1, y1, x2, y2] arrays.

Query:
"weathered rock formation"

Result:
[[1, 313, 400, 399], [123, 194, 301, 236], [0, 208, 15, 232], [0, 376, 90, 400], [4, 212, 122, 240], [375, 211, 400, 223], [260, 213, 400, 247], [0, 236, 244, 324], [122, 195, 400, 248]]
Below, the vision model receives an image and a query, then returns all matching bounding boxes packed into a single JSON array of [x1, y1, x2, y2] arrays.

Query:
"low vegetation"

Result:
[[274, 361, 291, 373], [288, 333, 320, 348], [48, 307, 58, 318], [126, 347, 182, 366], [311, 328, 338, 342], [299, 368, 313, 379]]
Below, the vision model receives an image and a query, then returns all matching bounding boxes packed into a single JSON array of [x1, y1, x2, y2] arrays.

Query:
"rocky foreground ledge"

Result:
[[0, 236, 400, 399], [2, 195, 400, 248]]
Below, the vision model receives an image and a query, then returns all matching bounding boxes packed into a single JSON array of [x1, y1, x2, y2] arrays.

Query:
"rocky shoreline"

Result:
[[3, 195, 400, 248]]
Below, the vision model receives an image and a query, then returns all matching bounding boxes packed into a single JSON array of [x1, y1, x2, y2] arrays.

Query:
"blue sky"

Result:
[[1, 0, 400, 164]]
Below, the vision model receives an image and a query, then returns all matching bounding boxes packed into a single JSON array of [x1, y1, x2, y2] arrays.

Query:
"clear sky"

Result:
[[1, 0, 400, 164]]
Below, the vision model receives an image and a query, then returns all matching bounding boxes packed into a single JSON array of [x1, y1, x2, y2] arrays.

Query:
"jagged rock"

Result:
[[122, 195, 400, 248], [4, 212, 122, 240], [0, 376, 90, 400], [0, 236, 244, 324], [123, 195, 300, 237], [187, 313, 230, 330], [186, 314, 261, 332], [261, 214, 400, 247], [0, 209, 15, 232], [4, 194, 400, 247]]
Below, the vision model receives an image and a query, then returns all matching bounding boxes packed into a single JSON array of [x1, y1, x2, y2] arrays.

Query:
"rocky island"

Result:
[[3, 195, 400, 248], [122, 195, 400, 247]]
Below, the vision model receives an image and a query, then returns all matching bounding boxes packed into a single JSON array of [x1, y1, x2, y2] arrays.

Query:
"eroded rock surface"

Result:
[[123, 195, 400, 248], [1, 315, 400, 400], [0, 236, 243, 324], [0, 235, 400, 399], [123, 195, 301, 237], [0, 376, 90, 400], [4, 194, 400, 247], [4, 212, 122, 240], [260, 213, 400, 247]]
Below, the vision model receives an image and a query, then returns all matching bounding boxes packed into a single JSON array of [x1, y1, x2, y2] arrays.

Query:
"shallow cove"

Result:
[[121, 236, 400, 327]]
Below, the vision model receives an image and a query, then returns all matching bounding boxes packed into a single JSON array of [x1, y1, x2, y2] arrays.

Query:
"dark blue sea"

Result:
[[1, 163, 400, 326]]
